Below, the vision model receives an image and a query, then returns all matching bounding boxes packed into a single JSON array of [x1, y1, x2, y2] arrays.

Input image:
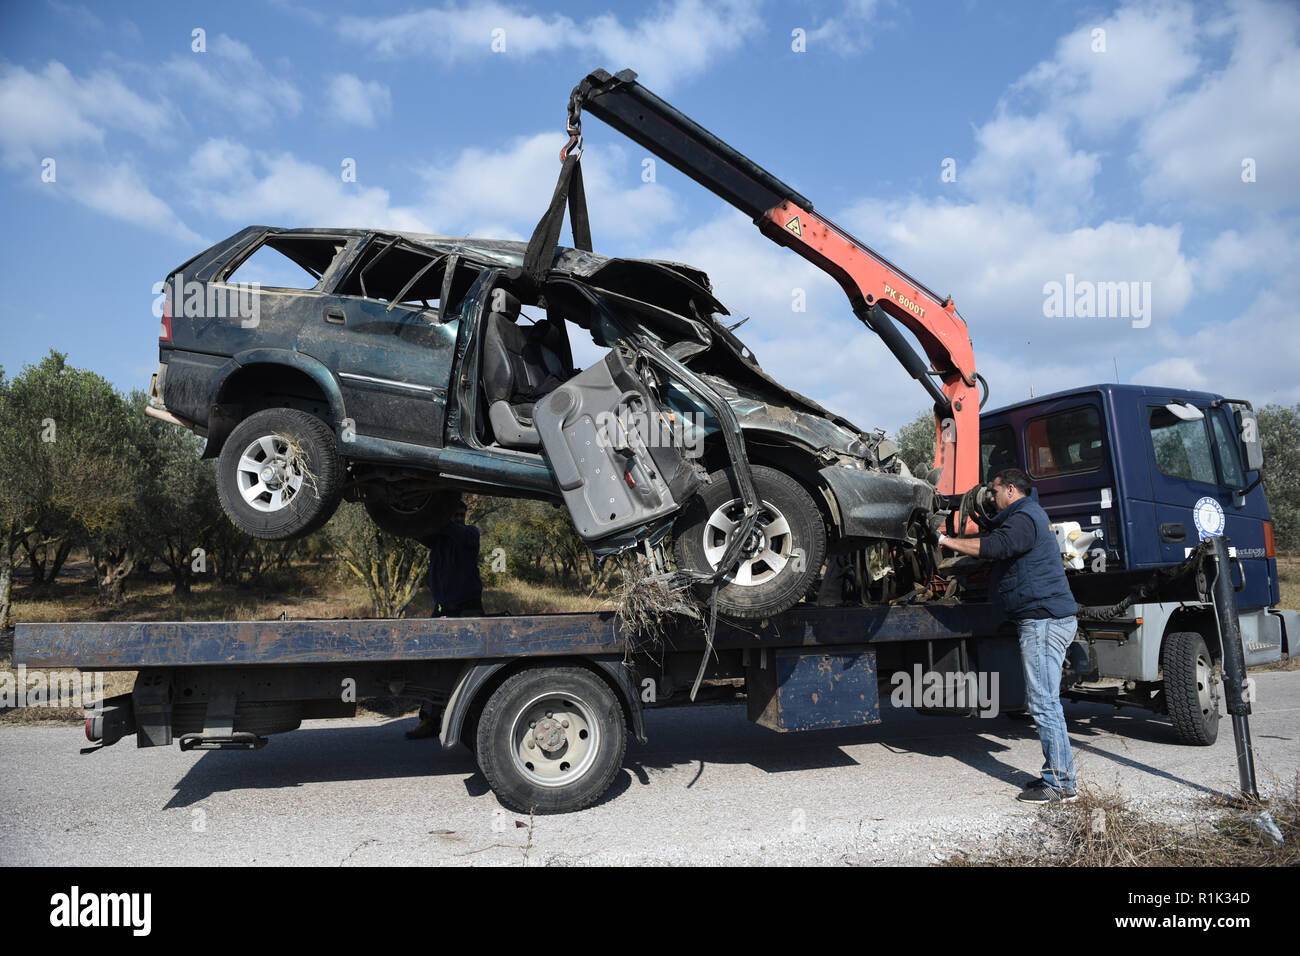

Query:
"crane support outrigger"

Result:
[[559, 68, 984, 503]]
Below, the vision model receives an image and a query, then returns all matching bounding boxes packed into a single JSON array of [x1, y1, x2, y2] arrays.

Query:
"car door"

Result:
[[532, 345, 698, 545], [297, 238, 464, 448]]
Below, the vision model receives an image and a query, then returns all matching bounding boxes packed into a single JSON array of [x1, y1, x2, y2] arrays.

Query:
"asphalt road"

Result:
[[2, 671, 1297, 866]]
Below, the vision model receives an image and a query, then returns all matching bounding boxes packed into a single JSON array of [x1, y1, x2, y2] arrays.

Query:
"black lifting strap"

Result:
[[522, 152, 592, 292]]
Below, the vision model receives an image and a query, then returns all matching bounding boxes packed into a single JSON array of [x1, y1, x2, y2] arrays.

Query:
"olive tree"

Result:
[[1257, 403, 1300, 552], [0, 353, 140, 622], [327, 503, 430, 618]]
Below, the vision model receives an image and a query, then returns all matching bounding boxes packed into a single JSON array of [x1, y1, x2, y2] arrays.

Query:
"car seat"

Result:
[[481, 290, 575, 449]]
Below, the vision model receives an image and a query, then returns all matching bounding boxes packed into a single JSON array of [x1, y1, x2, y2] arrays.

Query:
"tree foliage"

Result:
[[327, 503, 430, 618], [1258, 403, 1300, 552], [894, 409, 937, 478]]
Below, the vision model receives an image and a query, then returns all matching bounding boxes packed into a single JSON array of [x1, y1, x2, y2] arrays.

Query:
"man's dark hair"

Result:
[[992, 467, 1032, 496]]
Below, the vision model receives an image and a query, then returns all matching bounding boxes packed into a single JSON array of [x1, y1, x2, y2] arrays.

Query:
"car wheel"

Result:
[[475, 665, 627, 814], [1162, 631, 1221, 746], [216, 408, 343, 540], [365, 490, 460, 539], [672, 464, 827, 619]]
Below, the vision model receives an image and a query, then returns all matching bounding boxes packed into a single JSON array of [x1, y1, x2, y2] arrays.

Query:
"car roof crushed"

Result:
[[263, 226, 869, 437]]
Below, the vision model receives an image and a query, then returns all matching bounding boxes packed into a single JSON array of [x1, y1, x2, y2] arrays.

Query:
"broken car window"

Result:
[[225, 235, 345, 290], [337, 238, 478, 315]]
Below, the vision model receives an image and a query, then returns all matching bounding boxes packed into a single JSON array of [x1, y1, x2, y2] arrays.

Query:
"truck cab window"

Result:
[[1209, 408, 1246, 489], [1149, 406, 1216, 484], [979, 425, 1017, 481], [1024, 406, 1103, 478]]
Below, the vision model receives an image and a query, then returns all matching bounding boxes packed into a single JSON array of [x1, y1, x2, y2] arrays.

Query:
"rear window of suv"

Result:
[[225, 235, 348, 289]]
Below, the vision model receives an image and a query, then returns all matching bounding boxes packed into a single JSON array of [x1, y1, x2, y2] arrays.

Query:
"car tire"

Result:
[[672, 464, 827, 619], [1162, 631, 1221, 746], [475, 665, 626, 814], [217, 408, 343, 540], [365, 490, 461, 539]]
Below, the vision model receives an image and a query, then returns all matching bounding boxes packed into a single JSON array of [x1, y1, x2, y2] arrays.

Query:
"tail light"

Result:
[[1263, 520, 1275, 558], [159, 290, 172, 343]]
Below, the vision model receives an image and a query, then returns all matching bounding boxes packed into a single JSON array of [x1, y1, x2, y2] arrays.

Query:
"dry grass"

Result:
[[947, 776, 1299, 867], [611, 557, 701, 658]]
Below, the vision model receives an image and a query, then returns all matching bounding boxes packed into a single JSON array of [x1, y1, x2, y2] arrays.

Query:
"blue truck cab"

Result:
[[979, 384, 1295, 742]]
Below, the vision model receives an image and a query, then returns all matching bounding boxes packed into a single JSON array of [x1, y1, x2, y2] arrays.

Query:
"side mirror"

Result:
[[1233, 405, 1264, 471]]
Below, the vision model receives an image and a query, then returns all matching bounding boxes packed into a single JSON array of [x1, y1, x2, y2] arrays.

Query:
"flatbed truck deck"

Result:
[[15, 603, 1013, 813]]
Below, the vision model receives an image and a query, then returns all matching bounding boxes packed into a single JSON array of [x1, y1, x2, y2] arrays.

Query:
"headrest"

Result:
[[489, 289, 521, 319]]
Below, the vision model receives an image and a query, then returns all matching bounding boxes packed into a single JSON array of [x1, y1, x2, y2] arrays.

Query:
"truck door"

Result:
[[1146, 400, 1221, 566], [1143, 400, 1274, 607], [1205, 403, 1277, 610]]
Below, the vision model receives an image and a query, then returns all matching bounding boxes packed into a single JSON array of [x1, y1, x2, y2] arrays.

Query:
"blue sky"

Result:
[[1, 0, 1297, 434]]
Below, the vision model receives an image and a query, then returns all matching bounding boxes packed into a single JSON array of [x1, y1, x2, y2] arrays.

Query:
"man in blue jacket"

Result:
[[936, 467, 1079, 803]]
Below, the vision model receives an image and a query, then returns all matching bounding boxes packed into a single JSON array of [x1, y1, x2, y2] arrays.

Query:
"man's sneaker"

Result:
[[1016, 782, 1078, 804]]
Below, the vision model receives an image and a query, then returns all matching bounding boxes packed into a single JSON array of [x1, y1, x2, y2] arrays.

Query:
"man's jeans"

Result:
[[1017, 615, 1078, 792]]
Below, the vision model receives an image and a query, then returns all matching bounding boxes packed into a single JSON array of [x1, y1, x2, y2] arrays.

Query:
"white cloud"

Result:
[[0, 61, 173, 166], [187, 138, 254, 181], [1010, 1, 1201, 133], [963, 112, 1100, 215], [805, 0, 881, 56], [163, 34, 302, 129], [1193, 219, 1300, 292], [68, 160, 205, 244], [419, 132, 677, 241], [186, 144, 427, 231], [0, 62, 200, 243], [1137, 0, 1300, 211], [325, 74, 391, 128], [1131, 283, 1300, 407], [339, 0, 764, 91]]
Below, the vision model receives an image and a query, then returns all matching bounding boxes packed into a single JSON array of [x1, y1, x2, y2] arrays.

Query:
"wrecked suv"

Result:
[[148, 226, 936, 618]]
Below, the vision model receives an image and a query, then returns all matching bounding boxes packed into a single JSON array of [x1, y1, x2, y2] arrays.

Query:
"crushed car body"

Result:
[[149, 225, 938, 617]]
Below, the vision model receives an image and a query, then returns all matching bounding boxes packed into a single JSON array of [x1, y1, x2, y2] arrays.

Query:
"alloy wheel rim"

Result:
[[701, 497, 793, 587], [235, 434, 306, 513]]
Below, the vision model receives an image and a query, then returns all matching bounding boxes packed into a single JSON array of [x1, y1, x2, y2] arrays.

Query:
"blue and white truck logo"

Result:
[[1193, 496, 1225, 539]]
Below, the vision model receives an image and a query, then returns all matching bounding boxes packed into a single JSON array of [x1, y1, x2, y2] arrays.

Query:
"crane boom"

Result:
[[568, 69, 982, 498]]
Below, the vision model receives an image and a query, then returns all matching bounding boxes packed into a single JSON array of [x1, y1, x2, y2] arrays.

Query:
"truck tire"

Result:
[[475, 665, 626, 814], [217, 408, 343, 540], [1163, 631, 1221, 746], [365, 490, 460, 539], [673, 465, 826, 619]]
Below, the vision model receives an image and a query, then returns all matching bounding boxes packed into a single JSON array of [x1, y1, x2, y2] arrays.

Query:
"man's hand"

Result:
[[926, 511, 948, 547]]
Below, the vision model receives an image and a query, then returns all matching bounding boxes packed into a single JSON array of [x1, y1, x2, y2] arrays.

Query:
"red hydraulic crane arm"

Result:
[[756, 200, 980, 497], [566, 69, 983, 500]]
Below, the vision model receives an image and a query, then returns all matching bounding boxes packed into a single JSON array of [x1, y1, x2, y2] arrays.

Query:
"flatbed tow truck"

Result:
[[13, 71, 1295, 814]]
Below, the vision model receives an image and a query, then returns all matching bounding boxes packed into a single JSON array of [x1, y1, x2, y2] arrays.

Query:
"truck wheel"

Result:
[[217, 408, 343, 540], [1163, 631, 1221, 746], [365, 490, 460, 539], [673, 465, 826, 619], [475, 666, 626, 814]]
